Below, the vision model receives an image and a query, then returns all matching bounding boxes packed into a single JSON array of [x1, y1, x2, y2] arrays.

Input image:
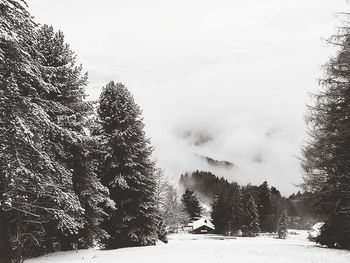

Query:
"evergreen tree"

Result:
[[242, 195, 260, 237], [257, 181, 274, 232], [211, 192, 226, 234], [230, 183, 244, 233], [181, 189, 202, 219], [271, 186, 281, 197], [0, 1, 93, 261], [271, 186, 286, 231], [211, 182, 245, 235], [277, 210, 288, 239], [220, 184, 242, 235], [34, 24, 90, 125], [34, 24, 113, 251], [316, 200, 350, 248], [65, 140, 113, 248], [98, 81, 158, 248], [302, 14, 350, 249]]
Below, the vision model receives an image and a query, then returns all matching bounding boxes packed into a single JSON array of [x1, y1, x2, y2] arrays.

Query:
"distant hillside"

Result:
[[198, 155, 234, 169], [179, 171, 318, 229]]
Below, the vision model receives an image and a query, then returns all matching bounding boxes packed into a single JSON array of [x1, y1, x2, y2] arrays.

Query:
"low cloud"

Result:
[[181, 130, 214, 146], [28, 0, 349, 195]]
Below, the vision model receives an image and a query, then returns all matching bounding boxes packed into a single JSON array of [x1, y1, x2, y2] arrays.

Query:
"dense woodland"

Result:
[[0, 0, 350, 262], [180, 171, 317, 236], [0, 1, 161, 262]]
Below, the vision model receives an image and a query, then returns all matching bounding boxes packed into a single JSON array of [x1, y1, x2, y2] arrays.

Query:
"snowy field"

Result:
[[26, 230, 350, 263]]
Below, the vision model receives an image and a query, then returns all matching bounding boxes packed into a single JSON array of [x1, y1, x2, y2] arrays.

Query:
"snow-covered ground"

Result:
[[26, 230, 350, 263]]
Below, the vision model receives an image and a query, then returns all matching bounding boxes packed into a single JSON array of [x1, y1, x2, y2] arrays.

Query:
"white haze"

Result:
[[29, 0, 350, 195]]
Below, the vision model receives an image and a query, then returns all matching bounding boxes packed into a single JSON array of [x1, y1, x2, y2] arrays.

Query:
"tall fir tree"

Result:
[[211, 191, 226, 234], [210, 182, 244, 235], [98, 81, 158, 248], [270, 186, 285, 229], [181, 189, 202, 219], [0, 2, 111, 261], [34, 24, 113, 250], [0, 1, 91, 261], [302, 15, 350, 249], [242, 195, 260, 237], [230, 183, 244, 233], [257, 181, 274, 232], [65, 141, 114, 248], [35, 24, 90, 122]]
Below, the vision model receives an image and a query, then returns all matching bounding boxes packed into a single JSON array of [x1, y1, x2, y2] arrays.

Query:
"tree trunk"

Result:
[[0, 212, 11, 263]]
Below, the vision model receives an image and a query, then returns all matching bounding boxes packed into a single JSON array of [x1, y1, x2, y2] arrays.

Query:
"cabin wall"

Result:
[[192, 225, 215, 234]]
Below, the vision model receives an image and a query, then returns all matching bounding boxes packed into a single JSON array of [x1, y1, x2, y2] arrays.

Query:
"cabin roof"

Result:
[[192, 218, 215, 231]]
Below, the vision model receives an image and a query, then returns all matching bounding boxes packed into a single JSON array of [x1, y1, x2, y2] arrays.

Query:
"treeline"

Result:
[[180, 171, 318, 236], [0, 1, 162, 262]]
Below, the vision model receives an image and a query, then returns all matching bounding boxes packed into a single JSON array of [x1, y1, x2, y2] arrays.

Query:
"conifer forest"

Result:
[[1, 1, 350, 262]]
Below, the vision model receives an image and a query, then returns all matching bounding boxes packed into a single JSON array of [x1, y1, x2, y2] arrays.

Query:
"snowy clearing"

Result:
[[26, 230, 350, 263]]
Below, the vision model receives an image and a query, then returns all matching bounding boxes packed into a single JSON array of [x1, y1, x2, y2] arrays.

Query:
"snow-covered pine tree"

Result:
[[98, 81, 158, 248], [35, 24, 90, 120], [302, 15, 350, 249], [0, 2, 108, 261], [34, 24, 113, 250], [181, 188, 202, 220], [242, 195, 260, 237], [0, 1, 85, 261], [277, 210, 288, 239], [65, 140, 114, 248]]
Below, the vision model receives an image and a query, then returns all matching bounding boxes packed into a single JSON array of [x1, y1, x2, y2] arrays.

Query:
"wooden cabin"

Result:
[[191, 218, 215, 234]]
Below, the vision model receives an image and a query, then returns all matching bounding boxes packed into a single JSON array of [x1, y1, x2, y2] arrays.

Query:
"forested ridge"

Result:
[[180, 171, 317, 235]]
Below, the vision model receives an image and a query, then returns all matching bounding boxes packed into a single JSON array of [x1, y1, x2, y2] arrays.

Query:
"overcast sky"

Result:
[[29, 0, 349, 195]]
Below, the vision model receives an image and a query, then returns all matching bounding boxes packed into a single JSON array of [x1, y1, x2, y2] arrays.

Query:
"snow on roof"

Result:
[[311, 222, 324, 230], [308, 222, 325, 239], [192, 218, 215, 231]]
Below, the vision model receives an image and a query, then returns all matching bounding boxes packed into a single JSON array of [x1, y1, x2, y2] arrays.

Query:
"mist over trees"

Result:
[[180, 171, 317, 235]]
